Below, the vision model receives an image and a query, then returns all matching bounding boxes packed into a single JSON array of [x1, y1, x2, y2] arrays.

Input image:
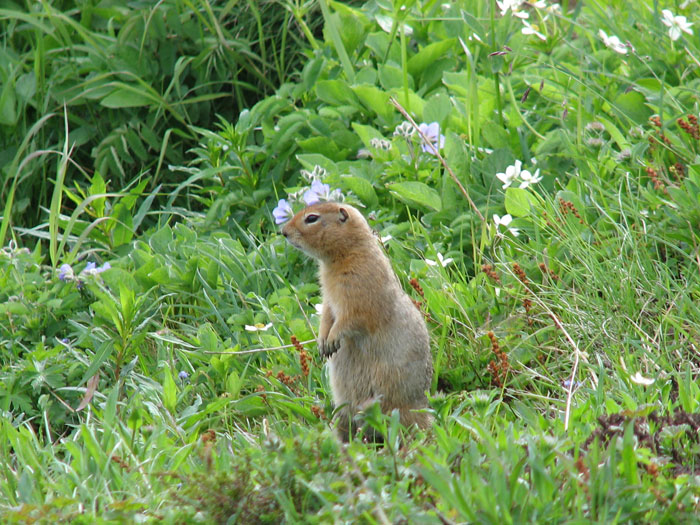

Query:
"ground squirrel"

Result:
[[282, 202, 433, 440]]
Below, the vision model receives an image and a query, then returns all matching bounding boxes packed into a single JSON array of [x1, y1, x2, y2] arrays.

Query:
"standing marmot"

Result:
[[282, 202, 432, 440]]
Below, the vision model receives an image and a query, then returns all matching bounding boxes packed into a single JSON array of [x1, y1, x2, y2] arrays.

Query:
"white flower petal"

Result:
[[630, 372, 655, 386]]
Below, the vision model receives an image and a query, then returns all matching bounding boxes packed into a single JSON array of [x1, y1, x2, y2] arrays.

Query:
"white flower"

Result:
[[630, 372, 655, 386], [425, 252, 454, 267], [245, 323, 273, 332], [518, 169, 542, 189], [300, 165, 327, 183], [496, 160, 521, 189], [661, 9, 693, 41], [493, 213, 513, 227], [522, 20, 546, 40], [497, 0, 529, 18], [598, 30, 627, 54], [393, 121, 415, 138], [496, 160, 522, 189], [493, 214, 520, 237]]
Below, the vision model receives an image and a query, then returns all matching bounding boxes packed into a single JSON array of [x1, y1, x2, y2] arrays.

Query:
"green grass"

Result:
[[2, 0, 700, 522]]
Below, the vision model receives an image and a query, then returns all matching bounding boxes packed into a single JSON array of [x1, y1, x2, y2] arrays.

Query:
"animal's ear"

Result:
[[338, 207, 349, 223]]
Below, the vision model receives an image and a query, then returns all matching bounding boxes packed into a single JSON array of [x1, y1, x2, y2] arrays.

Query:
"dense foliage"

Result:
[[2, 0, 700, 522]]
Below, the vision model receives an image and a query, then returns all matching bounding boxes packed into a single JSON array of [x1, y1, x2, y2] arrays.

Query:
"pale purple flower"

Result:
[[303, 179, 330, 205], [178, 371, 189, 381], [418, 122, 445, 155], [303, 179, 343, 205], [81, 262, 111, 276], [273, 199, 294, 224], [58, 263, 74, 281]]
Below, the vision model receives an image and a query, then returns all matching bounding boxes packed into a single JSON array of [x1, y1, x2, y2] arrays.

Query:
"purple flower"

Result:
[[178, 371, 189, 381], [58, 264, 74, 281], [303, 179, 328, 205], [273, 199, 294, 224], [418, 122, 445, 155], [81, 262, 111, 276]]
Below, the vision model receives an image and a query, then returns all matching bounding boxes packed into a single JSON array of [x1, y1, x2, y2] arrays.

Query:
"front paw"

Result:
[[319, 337, 341, 359]]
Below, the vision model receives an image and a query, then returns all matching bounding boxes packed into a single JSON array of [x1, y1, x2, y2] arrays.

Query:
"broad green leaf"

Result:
[[111, 202, 134, 247], [227, 371, 242, 398], [388, 181, 442, 211], [408, 39, 455, 77], [379, 64, 408, 90], [423, 92, 452, 125], [481, 121, 510, 149], [351, 123, 384, 149], [296, 153, 338, 174], [316, 79, 359, 106], [297, 136, 347, 160], [0, 81, 17, 126], [340, 175, 378, 207], [162, 366, 177, 413], [504, 187, 531, 217], [101, 88, 153, 108], [612, 89, 651, 124], [352, 85, 393, 121]]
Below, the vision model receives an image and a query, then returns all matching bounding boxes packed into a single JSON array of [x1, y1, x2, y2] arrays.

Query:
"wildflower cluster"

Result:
[[496, 159, 542, 190], [497, 0, 559, 41], [58, 261, 111, 287], [272, 165, 344, 225], [392, 120, 446, 160]]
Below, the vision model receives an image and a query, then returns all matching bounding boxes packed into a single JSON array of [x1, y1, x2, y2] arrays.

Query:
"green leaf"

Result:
[[504, 187, 531, 217], [340, 175, 378, 207], [80, 341, 114, 386], [423, 92, 451, 126], [0, 81, 17, 126], [351, 123, 385, 149], [612, 89, 651, 124], [101, 88, 153, 108], [297, 136, 347, 161], [315, 79, 359, 106], [388, 181, 442, 211], [352, 85, 393, 121], [408, 39, 455, 77], [162, 365, 177, 413], [111, 202, 134, 247], [378, 64, 407, 90], [481, 121, 510, 149]]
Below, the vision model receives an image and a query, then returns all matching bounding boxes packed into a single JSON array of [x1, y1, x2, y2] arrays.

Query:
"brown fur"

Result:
[[282, 202, 433, 440]]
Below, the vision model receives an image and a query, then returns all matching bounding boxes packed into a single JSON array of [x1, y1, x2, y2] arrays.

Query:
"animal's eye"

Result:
[[304, 214, 319, 224]]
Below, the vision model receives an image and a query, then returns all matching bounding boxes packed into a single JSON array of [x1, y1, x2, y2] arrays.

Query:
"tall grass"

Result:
[[2, 0, 700, 522]]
